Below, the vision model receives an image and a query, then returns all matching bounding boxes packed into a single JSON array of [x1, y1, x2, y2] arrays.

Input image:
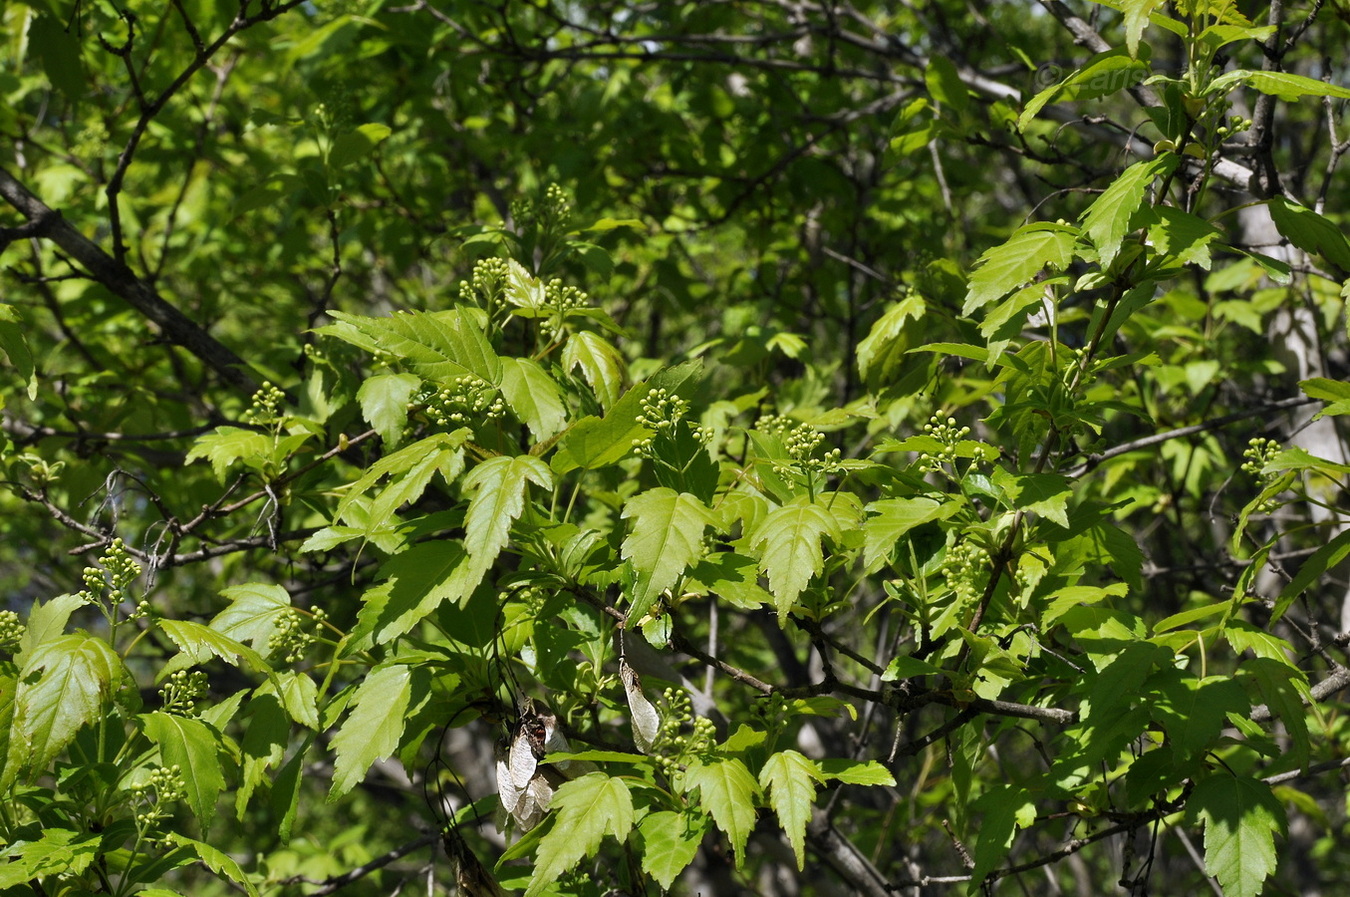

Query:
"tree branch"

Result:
[[0, 167, 262, 395]]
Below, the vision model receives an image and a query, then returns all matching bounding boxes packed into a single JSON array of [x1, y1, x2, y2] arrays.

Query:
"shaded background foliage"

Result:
[[3, 0, 1350, 895]]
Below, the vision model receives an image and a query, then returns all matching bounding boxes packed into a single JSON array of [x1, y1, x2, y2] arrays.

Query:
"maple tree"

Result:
[[3, 1, 1350, 896]]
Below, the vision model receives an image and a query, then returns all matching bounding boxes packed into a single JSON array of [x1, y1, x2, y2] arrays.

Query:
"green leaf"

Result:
[[29, 13, 85, 100], [168, 834, 261, 897], [863, 497, 953, 570], [526, 773, 635, 897], [991, 469, 1072, 528], [815, 758, 897, 786], [321, 309, 502, 384], [329, 122, 392, 169], [337, 430, 467, 523], [963, 223, 1077, 316], [925, 55, 969, 115], [16, 593, 88, 666], [447, 455, 553, 600], [210, 583, 292, 654], [0, 828, 100, 886], [185, 427, 273, 481], [501, 357, 567, 441], [759, 750, 822, 868], [1209, 69, 1350, 101], [682, 757, 760, 864], [561, 330, 626, 409], [1148, 207, 1223, 269], [1238, 656, 1310, 770], [357, 372, 421, 448], [1273, 527, 1350, 623], [1268, 197, 1350, 274], [235, 692, 288, 816], [1018, 49, 1150, 129], [621, 488, 712, 622], [159, 619, 270, 673], [17, 634, 125, 771], [329, 664, 422, 799], [856, 291, 926, 383], [353, 541, 471, 644], [1121, 0, 1167, 56], [0, 305, 36, 399], [969, 785, 1031, 886], [1080, 155, 1177, 267], [1189, 774, 1286, 897], [144, 711, 226, 828], [751, 498, 843, 623], [638, 810, 708, 889]]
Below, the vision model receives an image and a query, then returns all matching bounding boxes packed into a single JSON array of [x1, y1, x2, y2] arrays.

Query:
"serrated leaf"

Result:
[[970, 785, 1031, 885], [210, 583, 292, 654], [1122, 0, 1166, 56], [856, 291, 925, 382], [329, 664, 422, 799], [159, 619, 270, 673], [562, 330, 626, 409], [185, 427, 273, 481], [16, 593, 88, 666], [17, 635, 125, 771], [235, 692, 288, 816], [863, 497, 953, 569], [144, 711, 226, 828], [621, 488, 712, 622], [1272, 527, 1350, 623], [925, 55, 969, 115], [963, 224, 1077, 316], [337, 430, 466, 523], [682, 757, 760, 864], [759, 751, 822, 868], [446, 455, 552, 601], [638, 810, 708, 889], [751, 499, 842, 623], [815, 758, 896, 785], [168, 834, 261, 897], [1148, 207, 1223, 269], [1268, 197, 1350, 274], [1081, 155, 1177, 266], [1210, 69, 1350, 101], [0, 828, 100, 886], [1018, 49, 1150, 130], [1238, 657, 1310, 771], [991, 469, 1072, 528], [322, 309, 502, 384], [1189, 774, 1286, 897], [357, 372, 420, 448], [501, 357, 567, 441], [526, 773, 635, 897]]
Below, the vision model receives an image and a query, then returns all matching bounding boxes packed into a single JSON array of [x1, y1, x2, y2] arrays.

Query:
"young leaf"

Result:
[[863, 497, 953, 570], [322, 309, 502, 384], [962, 223, 1077, 316], [682, 757, 761, 864], [750, 498, 842, 623], [1268, 197, 1350, 274], [638, 810, 708, 889], [816, 758, 897, 786], [357, 372, 420, 448], [159, 619, 269, 674], [448, 455, 553, 600], [621, 487, 712, 622], [501, 357, 567, 441], [526, 773, 635, 897], [1189, 774, 1286, 897], [1080, 155, 1177, 267], [167, 835, 261, 897], [329, 664, 423, 799], [210, 583, 292, 654], [759, 750, 823, 868], [856, 291, 925, 384], [562, 330, 626, 409], [144, 711, 227, 829], [17, 634, 125, 771]]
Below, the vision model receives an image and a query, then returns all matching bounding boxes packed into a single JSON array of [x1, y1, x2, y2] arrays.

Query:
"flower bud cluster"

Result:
[[1242, 437, 1279, 478], [78, 538, 143, 608], [1216, 115, 1253, 138], [242, 383, 286, 427], [942, 540, 987, 603], [634, 388, 692, 457], [919, 414, 971, 473], [759, 414, 844, 477], [457, 257, 511, 307], [540, 278, 590, 338], [267, 606, 325, 664], [160, 669, 209, 715], [513, 184, 573, 235], [130, 764, 186, 828], [0, 610, 24, 653], [649, 688, 717, 775], [416, 377, 505, 428]]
